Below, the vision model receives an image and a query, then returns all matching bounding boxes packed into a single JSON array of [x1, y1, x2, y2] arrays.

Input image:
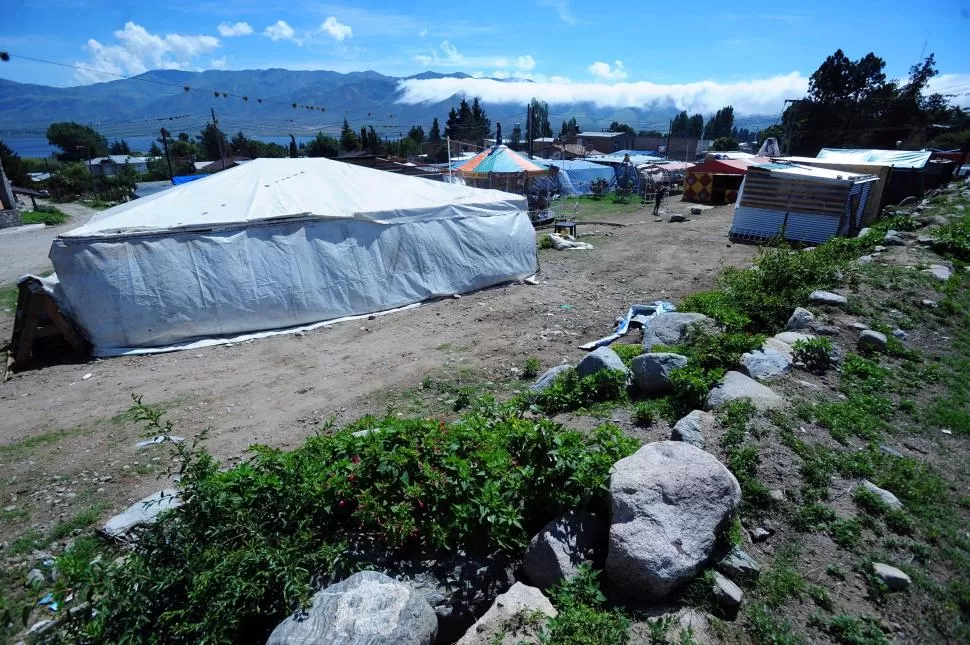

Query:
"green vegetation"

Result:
[[528, 368, 628, 414], [19, 204, 68, 226], [791, 337, 835, 372], [522, 356, 542, 379], [55, 398, 636, 642], [540, 565, 630, 645]]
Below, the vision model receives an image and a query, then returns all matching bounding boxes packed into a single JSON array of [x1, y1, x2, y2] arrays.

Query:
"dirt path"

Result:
[[0, 200, 99, 286]]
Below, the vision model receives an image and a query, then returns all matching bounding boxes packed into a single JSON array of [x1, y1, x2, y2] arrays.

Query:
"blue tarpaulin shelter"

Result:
[[533, 159, 616, 195], [172, 175, 208, 186]]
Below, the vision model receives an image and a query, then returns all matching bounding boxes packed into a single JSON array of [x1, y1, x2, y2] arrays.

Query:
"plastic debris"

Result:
[[82, 373, 92, 380], [547, 233, 594, 250], [579, 301, 677, 351], [38, 592, 58, 612], [136, 435, 186, 448]]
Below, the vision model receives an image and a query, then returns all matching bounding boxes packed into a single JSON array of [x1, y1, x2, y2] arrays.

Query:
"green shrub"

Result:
[[530, 368, 628, 413], [815, 614, 890, 645], [541, 565, 630, 644], [611, 343, 643, 367], [931, 215, 970, 260], [679, 290, 751, 332], [522, 357, 542, 379], [20, 204, 68, 226], [62, 399, 637, 643], [792, 337, 835, 372], [631, 401, 658, 426], [538, 234, 555, 249], [669, 364, 723, 415]]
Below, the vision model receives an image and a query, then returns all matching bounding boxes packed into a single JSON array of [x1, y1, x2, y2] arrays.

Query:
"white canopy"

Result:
[[50, 158, 537, 356], [815, 148, 931, 169]]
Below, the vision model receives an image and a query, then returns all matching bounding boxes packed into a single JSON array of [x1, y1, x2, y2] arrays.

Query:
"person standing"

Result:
[[653, 182, 665, 215]]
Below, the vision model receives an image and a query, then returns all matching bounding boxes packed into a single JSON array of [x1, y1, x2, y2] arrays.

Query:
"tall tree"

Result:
[[198, 123, 228, 161], [429, 118, 442, 143], [289, 135, 299, 158], [0, 139, 29, 185], [607, 121, 635, 135], [46, 122, 109, 162], [108, 139, 132, 155], [305, 132, 341, 158], [703, 107, 735, 140], [340, 119, 359, 152], [509, 123, 522, 151], [688, 114, 704, 138], [148, 141, 162, 157], [671, 111, 690, 136], [407, 125, 425, 145], [445, 98, 491, 146], [525, 99, 552, 143], [559, 117, 580, 138]]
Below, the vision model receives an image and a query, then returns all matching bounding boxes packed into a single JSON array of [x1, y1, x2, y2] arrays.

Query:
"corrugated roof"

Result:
[[816, 148, 931, 169]]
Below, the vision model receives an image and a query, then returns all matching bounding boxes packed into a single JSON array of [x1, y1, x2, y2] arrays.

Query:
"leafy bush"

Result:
[[20, 204, 68, 225], [529, 368, 628, 413], [541, 565, 630, 644], [61, 399, 637, 643], [522, 356, 542, 379], [792, 337, 835, 372], [538, 234, 555, 249], [610, 343, 643, 368], [679, 290, 751, 332], [669, 364, 724, 415], [934, 214, 970, 260], [631, 401, 658, 426]]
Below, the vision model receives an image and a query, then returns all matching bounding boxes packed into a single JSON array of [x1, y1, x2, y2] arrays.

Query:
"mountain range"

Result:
[[0, 68, 757, 142]]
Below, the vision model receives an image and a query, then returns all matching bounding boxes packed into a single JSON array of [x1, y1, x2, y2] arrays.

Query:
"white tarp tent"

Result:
[[49, 158, 537, 356]]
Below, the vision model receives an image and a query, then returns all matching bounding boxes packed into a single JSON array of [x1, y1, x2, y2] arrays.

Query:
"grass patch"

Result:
[[20, 204, 68, 225], [50, 503, 110, 540], [528, 367, 628, 414], [541, 564, 630, 644], [758, 547, 808, 606], [810, 614, 890, 645]]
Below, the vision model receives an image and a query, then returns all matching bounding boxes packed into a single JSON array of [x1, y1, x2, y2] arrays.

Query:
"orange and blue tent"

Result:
[[457, 146, 547, 177]]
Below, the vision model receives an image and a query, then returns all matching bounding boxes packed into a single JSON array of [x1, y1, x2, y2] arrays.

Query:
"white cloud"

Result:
[[217, 22, 253, 37], [419, 28, 428, 37], [210, 56, 227, 69], [439, 41, 463, 64], [494, 57, 509, 68], [320, 16, 352, 41], [413, 40, 465, 67], [929, 73, 970, 108], [74, 22, 220, 82], [538, 0, 577, 25], [516, 55, 536, 71], [264, 20, 297, 43], [396, 72, 812, 116], [588, 60, 627, 81], [492, 70, 510, 79]]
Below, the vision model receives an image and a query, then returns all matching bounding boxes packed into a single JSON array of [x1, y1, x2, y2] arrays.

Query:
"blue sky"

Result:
[[2, 0, 969, 114]]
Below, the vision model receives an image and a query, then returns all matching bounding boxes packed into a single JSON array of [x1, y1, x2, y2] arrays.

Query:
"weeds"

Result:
[[811, 614, 890, 645], [522, 357, 542, 380], [20, 204, 68, 226], [528, 368, 628, 414], [792, 337, 835, 372], [540, 565, 630, 644]]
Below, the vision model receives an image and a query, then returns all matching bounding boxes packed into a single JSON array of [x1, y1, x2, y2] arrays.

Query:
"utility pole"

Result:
[[665, 119, 672, 160], [159, 128, 174, 183], [782, 99, 801, 155], [210, 107, 227, 168], [527, 103, 533, 159]]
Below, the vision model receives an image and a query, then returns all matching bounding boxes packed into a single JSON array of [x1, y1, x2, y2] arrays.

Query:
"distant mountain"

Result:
[[0, 68, 767, 142]]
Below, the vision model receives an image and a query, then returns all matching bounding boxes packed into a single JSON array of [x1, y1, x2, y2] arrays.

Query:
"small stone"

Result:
[[705, 371, 786, 411], [669, 214, 687, 223], [642, 312, 717, 349], [857, 227, 871, 237], [671, 410, 715, 448], [741, 348, 791, 381], [879, 444, 903, 458], [884, 230, 906, 246], [861, 480, 903, 510], [773, 331, 815, 346], [769, 489, 785, 502], [922, 264, 952, 282], [523, 511, 607, 589], [26, 568, 44, 587], [858, 330, 888, 353], [916, 236, 936, 246], [786, 307, 814, 330], [716, 548, 761, 581], [857, 255, 874, 264], [712, 572, 743, 607], [872, 563, 911, 591], [873, 245, 887, 252], [849, 322, 868, 331], [809, 324, 840, 336], [808, 291, 848, 307], [750, 528, 770, 542], [921, 299, 938, 309], [892, 329, 908, 340], [576, 347, 628, 379]]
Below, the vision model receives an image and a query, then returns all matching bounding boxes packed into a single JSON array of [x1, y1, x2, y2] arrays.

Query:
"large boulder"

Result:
[[705, 371, 785, 411], [642, 313, 717, 349], [266, 571, 437, 645], [523, 510, 607, 590], [529, 365, 573, 393], [576, 347, 628, 379], [606, 441, 741, 599], [455, 582, 556, 645], [740, 348, 791, 381], [858, 330, 888, 353], [631, 353, 689, 394], [773, 331, 815, 346], [808, 291, 848, 307], [670, 410, 715, 449], [786, 307, 815, 330]]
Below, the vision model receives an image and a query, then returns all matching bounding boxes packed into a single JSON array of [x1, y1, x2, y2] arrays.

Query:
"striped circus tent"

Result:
[[457, 145, 548, 193]]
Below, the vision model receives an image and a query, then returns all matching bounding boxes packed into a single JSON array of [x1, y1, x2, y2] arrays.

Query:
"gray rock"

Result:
[[808, 291, 848, 307], [884, 230, 907, 246], [849, 322, 869, 331], [705, 371, 786, 411], [529, 365, 573, 393], [631, 353, 689, 393], [669, 214, 687, 223], [102, 489, 181, 539], [671, 410, 715, 449], [857, 255, 874, 264], [922, 264, 953, 282], [642, 313, 717, 349], [879, 444, 903, 458], [916, 235, 936, 246], [750, 528, 770, 542], [455, 582, 556, 645], [267, 571, 437, 645], [25, 568, 44, 587], [576, 347, 628, 379], [606, 441, 741, 600], [769, 489, 786, 502], [786, 307, 815, 330], [921, 299, 938, 309], [873, 245, 888, 253], [763, 337, 795, 360], [741, 348, 791, 381], [523, 511, 607, 590], [773, 331, 815, 346], [716, 548, 761, 582], [861, 480, 903, 510], [712, 572, 743, 608], [872, 563, 911, 591], [857, 227, 872, 237], [676, 609, 713, 644], [892, 328, 908, 340], [858, 330, 888, 353]]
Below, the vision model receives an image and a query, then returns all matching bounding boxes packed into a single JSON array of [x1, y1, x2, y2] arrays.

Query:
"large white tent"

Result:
[[49, 158, 537, 356]]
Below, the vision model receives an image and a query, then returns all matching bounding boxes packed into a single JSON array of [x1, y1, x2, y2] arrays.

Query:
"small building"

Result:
[[89, 155, 155, 177], [577, 131, 634, 153], [683, 155, 769, 204], [729, 162, 879, 244]]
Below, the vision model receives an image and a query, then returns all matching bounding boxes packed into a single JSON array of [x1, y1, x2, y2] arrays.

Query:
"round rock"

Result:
[[631, 353, 688, 393]]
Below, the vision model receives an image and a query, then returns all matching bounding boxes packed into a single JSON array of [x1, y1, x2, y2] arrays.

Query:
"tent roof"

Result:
[[62, 157, 526, 239], [457, 145, 547, 175], [816, 148, 931, 169], [690, 156, 770, 174], [751, 162, 878, 184]]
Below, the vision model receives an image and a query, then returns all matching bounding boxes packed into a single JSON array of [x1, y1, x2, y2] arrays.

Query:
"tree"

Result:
[[198, 123, 228, 161], [638, 130, 662, 137], [407, 125, 425, 145], [109, 139, 132, 155], [445, 98, 491, 146], [429, 118, 442, 144], [49, 161, 92, 197], [509, 123, 522, 151], [148, 142, 162, 157], [559, 117, 580, 138], [525, 99, 552, 143], [607, 121, 635, 135], [671, 111, 690, 136], [470, 98, 491, 145], [711, 137, 739, 151], [703, 107, 735, 140], [340, 119, 359, 152], [305, 132, 341, 158], [46, 122, 109, 162], [289, 135, 299, 158], [0, 139, 29, 185]]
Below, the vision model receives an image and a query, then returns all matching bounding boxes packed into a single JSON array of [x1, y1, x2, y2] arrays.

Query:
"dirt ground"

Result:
[[0, 197, 755, 541], [0, 200, 99, 287]]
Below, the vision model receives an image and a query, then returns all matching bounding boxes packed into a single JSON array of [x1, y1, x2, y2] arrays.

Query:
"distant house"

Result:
[[89, 155, 155, 177], [577, 131, 634, 153], [196, 156, 252, 173]]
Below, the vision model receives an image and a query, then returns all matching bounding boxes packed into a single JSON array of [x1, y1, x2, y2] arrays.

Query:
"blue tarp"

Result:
[[533, 159, 616, 196], [592, 150, 663, 165], [172, 174, 208, 185]]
